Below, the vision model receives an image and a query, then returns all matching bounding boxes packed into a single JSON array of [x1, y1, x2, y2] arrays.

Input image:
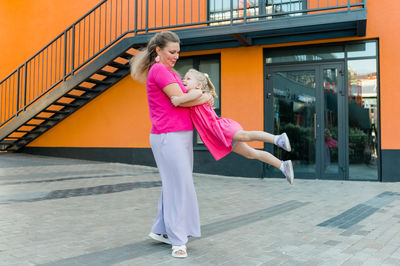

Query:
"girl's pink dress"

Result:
[[190, 104, 243, 160]]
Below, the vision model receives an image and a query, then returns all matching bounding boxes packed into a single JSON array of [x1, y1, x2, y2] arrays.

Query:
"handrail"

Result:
[[0, 0, 366, 128]]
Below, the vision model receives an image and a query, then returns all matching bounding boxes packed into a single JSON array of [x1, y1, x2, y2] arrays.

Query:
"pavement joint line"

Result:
[[37, 200, 310, 266], [0, 181, 162, 204], [0, 169, 117, 180], [317, 191, 400, 230], [0, 171, 157, 185]]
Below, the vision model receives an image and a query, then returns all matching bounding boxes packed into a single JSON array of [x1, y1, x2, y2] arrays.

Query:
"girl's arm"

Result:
[[178, 93, 213, 107], [171, 90, 202, 106], [162, 83, 213, 107]]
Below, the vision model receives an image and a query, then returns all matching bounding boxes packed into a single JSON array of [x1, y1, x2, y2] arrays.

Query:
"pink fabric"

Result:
[[190, 104, 243, 160], [146, 63, 193, 134], [326, 137, 338, 148]]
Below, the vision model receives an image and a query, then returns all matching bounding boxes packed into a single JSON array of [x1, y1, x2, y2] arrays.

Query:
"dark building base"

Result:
[[381, 149, 400, 182], [21, 147, 399, 181], [21, 147, 263, 178]]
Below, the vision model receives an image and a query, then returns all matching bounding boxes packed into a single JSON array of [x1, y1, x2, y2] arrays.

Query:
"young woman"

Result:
[[130, 31, 213, 258]]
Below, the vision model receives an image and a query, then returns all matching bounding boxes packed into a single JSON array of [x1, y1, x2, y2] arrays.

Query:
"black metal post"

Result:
[[23, 63, 27, 109], [259, 0, 266, 19], [16, 68, 20, 115], [63, 31, 68, 80], [134, 0, 138, 33], [146, 0, 149, 32], [72, 25, 76, 75]]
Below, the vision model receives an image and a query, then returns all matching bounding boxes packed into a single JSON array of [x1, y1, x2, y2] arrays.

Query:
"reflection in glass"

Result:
[[323, 68, 339, 175], [347, 42, 376, 58], [347, 59, 378, 180], [199, 58, 220, 110], [209, 0, 305, 24], [273, 70, 316, 175], [175, 56, 221, 146], [265, 45, 344, 64], [175, 58, 193, 78]]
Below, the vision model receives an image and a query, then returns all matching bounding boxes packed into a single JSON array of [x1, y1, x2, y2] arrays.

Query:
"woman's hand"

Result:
[[205, 93, 214, 106], [171, 96, 180, 107]]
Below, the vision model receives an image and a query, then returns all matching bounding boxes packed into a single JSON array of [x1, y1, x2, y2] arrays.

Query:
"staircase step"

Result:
[[19, 129, 44, 135], [75, 86, 102, 93], [0, 140, 15, 144], [3, 137, 20, 140], [52, 102, 80, 107], [42, 110, 71, 115], [86, 78, 113, 85], [108, 62, 129, 69], [96, 70, 124, 78], [119, 52, 133, 60], [63, 94, 92, 100], [34, 117, 62, 122], [25, 124, 53, 128]]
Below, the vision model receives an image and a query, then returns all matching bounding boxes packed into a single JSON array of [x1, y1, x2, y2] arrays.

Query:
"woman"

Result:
[[130, 31, 212, 258]]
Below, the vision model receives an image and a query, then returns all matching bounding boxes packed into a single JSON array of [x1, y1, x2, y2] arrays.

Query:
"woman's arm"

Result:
[[171, 90, 202, 106], [162, 83, 214, 107], [162, 83, 185, 98], [178, 93, 213, 107]]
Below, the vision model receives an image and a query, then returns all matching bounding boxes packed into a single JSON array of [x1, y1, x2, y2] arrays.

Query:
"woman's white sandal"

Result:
[[148, 232, 171, 245], [172, 245, 187, 258]]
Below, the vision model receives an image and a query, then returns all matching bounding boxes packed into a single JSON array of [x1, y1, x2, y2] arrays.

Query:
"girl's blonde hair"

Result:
[[187, 69, 218, 98], [129, 31, 180, 83]]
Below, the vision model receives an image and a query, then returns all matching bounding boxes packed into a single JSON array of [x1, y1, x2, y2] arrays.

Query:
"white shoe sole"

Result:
[[148, 232, 171, 245], [281, 133, 291, 152], [286, 160, 294, 185]]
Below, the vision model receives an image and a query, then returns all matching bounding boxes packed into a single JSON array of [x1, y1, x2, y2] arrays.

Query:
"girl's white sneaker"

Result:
[[276, 133, 292, 152], [281, 160, 294, 184]]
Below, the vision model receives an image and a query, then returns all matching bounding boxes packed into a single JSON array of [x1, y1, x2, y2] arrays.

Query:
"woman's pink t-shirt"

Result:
[[146, 63, 193, 134]]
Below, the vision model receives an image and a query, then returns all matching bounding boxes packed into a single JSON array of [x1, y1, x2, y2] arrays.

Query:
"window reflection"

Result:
[[348, 59, 378, 180], [265, 45, 344, 63], [175, 55, 221, 146], [347, 42, 377, 58], [273, 70, 316, 174], [209, 0, 306, 24]]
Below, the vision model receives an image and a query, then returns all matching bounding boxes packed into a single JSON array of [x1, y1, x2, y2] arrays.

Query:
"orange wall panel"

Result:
[[221, 47, 264, 149], [366, 0, 400, 149], [0, 0, 101, 79]]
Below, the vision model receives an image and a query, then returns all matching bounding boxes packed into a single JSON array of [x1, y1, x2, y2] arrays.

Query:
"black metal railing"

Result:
[[0, 0, 365, 127]]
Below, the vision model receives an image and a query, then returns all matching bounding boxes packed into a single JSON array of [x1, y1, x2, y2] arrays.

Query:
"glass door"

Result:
[[321, 64, 345, 179], [265, 63, 345, 179]]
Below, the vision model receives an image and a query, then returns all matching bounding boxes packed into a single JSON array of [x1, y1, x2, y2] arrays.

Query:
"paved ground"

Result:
[[0, 152, 400, 266]]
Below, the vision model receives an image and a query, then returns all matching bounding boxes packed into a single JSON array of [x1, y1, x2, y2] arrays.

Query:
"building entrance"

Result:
[[265, 63, 346, 179]]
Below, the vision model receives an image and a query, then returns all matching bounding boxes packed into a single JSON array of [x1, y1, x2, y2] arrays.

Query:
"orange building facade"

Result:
[[1, 0, 399, 181]]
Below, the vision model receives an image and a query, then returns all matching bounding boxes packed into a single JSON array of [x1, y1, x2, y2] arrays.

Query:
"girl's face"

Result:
[[183, 73, 201, 91], [156, 41, 180, 69]]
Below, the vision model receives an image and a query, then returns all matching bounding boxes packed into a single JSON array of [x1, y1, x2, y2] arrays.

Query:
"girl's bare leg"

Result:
[[233, 130, 275, 143], [232, 142, 281, 169]]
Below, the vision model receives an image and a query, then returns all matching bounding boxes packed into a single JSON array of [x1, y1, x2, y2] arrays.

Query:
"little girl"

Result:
[[171, 69, 294, 184]]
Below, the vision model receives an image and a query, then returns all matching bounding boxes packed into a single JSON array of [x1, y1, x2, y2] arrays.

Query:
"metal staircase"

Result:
[[0, 0, 367, 152], [0, 38, 136, 151]]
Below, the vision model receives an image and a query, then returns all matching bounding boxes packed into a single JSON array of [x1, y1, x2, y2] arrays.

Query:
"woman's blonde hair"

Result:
[[187, 69, 218, 98], [129, 31, 180, 83]]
